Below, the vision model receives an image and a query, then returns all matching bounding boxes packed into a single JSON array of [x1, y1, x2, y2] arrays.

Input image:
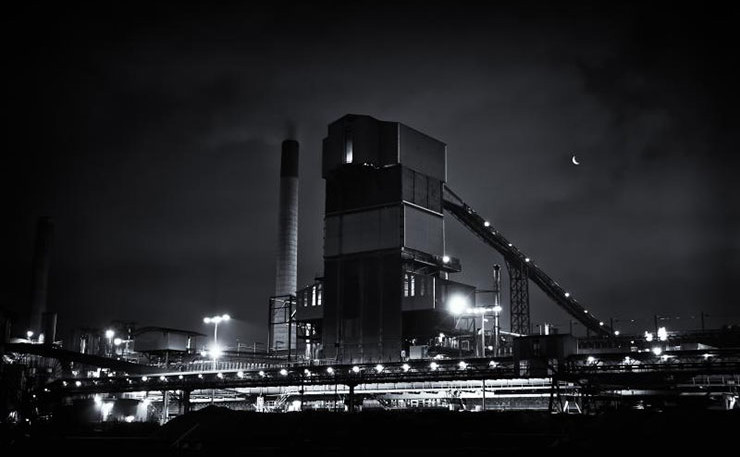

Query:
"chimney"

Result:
[[275, 140, 299, 297], [29, 217, 54, 336]]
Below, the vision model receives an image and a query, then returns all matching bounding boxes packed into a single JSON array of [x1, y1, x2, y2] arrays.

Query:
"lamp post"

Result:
[[203, 314, 230, 370], [449, 293, 503, 358], [492, 305, 502, 357]]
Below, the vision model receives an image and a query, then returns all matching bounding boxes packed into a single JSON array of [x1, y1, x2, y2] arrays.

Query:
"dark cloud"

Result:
[[3, 2, 738, 344]]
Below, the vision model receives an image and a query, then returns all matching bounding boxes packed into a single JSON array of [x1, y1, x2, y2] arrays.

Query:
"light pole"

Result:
[[448, 293, 502, 358], [492, 305, 502, 357], [203, 314, 230, 370], [482, 315, 487, 357]]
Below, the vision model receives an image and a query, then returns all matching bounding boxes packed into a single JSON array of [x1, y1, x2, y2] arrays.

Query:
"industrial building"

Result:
[[290, 114, 478, 364], [3, 114, 739, 425]]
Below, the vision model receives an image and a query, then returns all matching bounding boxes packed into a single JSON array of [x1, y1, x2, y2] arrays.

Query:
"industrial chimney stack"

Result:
[[29, 217, 54, 338], [274, 139, 299, 297]]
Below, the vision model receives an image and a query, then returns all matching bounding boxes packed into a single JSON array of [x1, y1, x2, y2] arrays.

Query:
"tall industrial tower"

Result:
[[317, 114, 471, 363], [268, 140, 299, 355]]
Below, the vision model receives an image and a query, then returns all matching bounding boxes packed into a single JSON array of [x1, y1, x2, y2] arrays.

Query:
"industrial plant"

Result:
[[2, 114, 739, 429]]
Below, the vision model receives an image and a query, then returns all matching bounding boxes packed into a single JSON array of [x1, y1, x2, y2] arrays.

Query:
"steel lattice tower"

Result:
[[506, 259, 530, 335]]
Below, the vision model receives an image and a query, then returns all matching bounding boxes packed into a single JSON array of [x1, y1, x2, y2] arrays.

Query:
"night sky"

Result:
[[4, 2, 739, 347]]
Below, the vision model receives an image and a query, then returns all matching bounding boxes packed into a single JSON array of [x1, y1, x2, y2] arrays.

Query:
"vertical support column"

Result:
[[162, 390, 170, 424], [506, 259, 530, 336], [348, 384, 355, 413], [481, 380, 486, 411], [181, 389, 191, 414], [492, 265, 501, 357]]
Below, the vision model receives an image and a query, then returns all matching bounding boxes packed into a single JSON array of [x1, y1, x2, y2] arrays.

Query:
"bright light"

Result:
[[429, 362, 439, 371], [75, 381, 82, 387], [599, 322, 604, 326], [212, 316, 222, 324], [203, 317, 211, 324], [237, 371, 244, 378], [280, 369, 288, 376], [703, 353, 712, 360], [402, 364, 410, 372], [94, 395, 102, 406], [142, 376, 148, 381], [375, 364, 384, 373], [304, 369, 311, 376], [113, 338, 122, 346], [442, 255, 451, 264], [645, 331, 654, 342], [326, 367, 334, 374], [259, 370, 265, 377], [492, 305, 502, 314], [217, 372, 224, 379], [652, 347, 662, 356], [448, 294, 469, 315], [614, 331, 620, 336], [178, 375, 184, 380], [657, 326, 668, 342], [159, 376, 166, 381], [661, 355, 670, 361], [587, 356, 595, 363], [439, 332, 445, 338], [209, 344, 224, 359], [507, 243, 512, 247], [564, 292, 570, 298], [222, 314, 231, 321], [484, 221, 491, 227], [352, 366, 360, 373], [105, 329, 115, 339], [198, 374, 203, 379], [101, 402, 114, 420], [489, 360, 497, 368], [124, 415, 135, 423], [458, 361, 467, 370], [524, 257, 530, 263], [200, 350, 208, 357], [26, 330, 34, 339]]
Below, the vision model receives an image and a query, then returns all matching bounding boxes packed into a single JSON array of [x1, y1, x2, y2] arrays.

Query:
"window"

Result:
[[344, 130, 353, 163]]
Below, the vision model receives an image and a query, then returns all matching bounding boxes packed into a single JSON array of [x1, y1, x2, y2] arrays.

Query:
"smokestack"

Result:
[[492, 264, 501, 308], [29, 217, 54, 336], [275, 140, 299, 297]]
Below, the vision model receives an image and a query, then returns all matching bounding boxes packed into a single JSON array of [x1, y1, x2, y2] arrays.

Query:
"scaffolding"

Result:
[[268, 295, 296, 359]]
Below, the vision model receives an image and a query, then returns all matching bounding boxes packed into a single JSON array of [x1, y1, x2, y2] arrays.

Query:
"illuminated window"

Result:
[[312, 286, 317, 307], [344, 130, 353, 163], [410, 275, 415, 296], [317, 284, 322, 306]]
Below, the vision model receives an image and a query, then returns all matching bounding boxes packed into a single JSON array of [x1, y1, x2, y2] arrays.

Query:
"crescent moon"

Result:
[[571, 155, 580, 165]]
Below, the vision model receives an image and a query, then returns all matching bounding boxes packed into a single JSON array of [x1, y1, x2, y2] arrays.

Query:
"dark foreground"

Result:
[[3, 407, 738, 455]]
